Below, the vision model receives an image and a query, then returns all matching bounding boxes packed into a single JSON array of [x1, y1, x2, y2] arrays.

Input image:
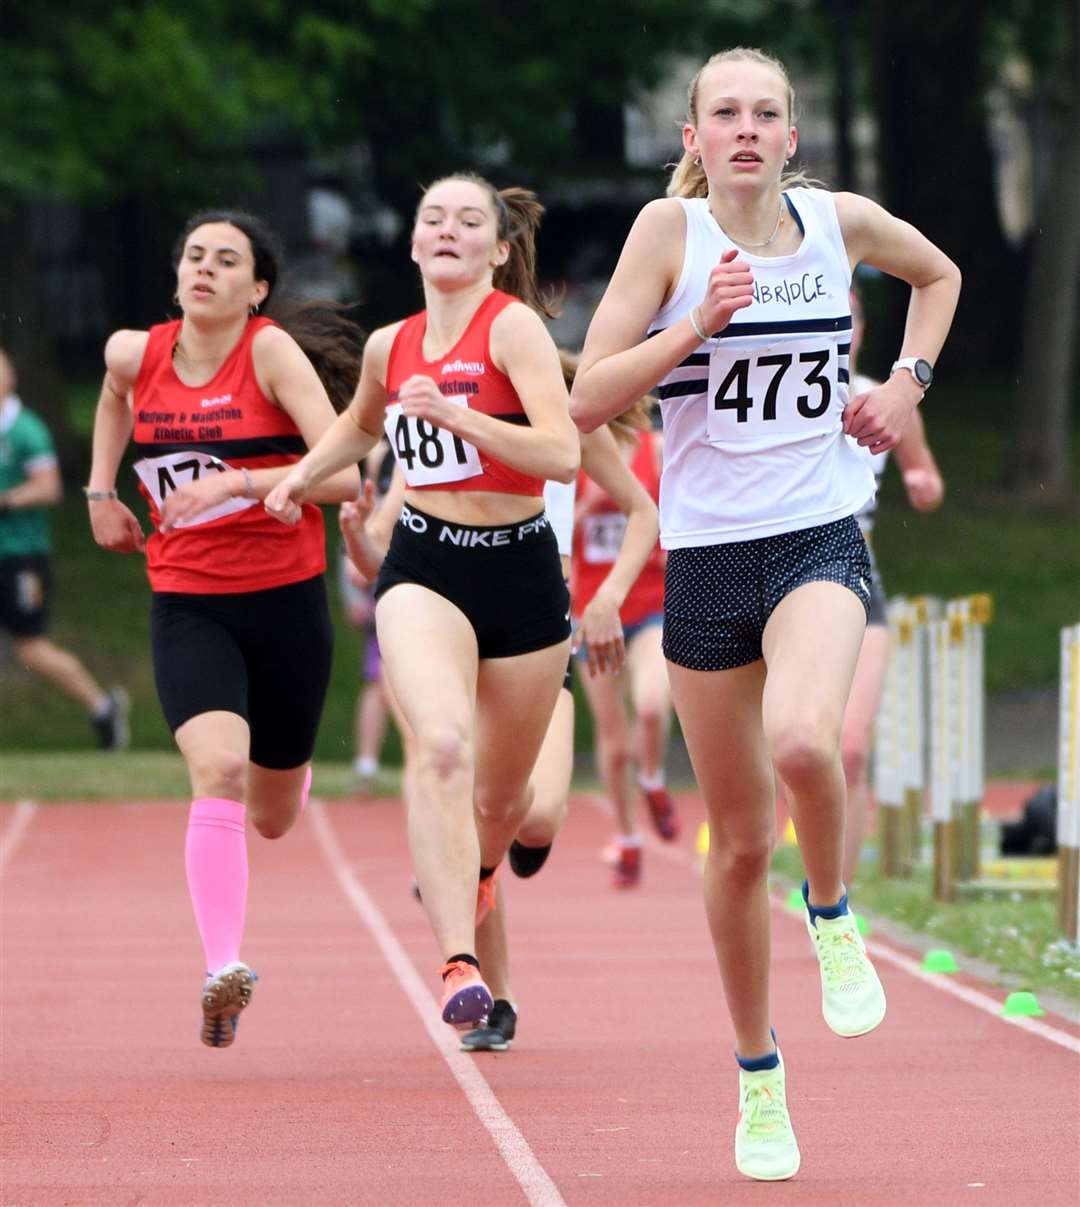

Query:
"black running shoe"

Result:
[[460, 999, 517, 1052], [508, 839, 552, 878], [92, 686, 130, 752]]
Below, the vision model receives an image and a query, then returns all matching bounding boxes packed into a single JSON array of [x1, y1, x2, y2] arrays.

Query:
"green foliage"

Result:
[[0, 0, 803, 207]]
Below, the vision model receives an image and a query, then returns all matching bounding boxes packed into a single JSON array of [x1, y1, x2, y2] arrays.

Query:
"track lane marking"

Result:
[[0, 800, 37, 874], [579, 793, 1080, 1052], [308, 800, 566, 1207]]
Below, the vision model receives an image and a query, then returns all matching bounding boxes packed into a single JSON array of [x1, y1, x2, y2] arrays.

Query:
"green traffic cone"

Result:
[[922, 948, 958, 973], [1001, 990, 1044, 1018], [785, 887, 805, 913], [855, 913, 870, 937]]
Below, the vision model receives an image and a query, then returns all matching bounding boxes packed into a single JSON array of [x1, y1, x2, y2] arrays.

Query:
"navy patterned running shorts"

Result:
[[662, 515, 871, 672]]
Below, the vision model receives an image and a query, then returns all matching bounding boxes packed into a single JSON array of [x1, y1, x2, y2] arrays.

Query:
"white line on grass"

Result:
[[0, 800, 37, 874], [580, 793, 1080, 1053], [308, 800, 566, 1207]]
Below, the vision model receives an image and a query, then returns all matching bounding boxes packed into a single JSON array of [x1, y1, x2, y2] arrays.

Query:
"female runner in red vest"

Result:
[[86, 210, 361, 1047], [572, 419, 680, 888], [267, 175, 580, 1030]]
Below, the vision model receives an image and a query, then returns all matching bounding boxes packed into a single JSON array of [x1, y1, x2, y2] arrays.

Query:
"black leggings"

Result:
[[151, 574, 333, 769]]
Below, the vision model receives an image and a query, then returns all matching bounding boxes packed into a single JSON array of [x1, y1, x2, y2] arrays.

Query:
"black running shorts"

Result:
[[663, 515, 871, 672], [0, 553, 52, 638], [150, 574, 333, 769], [375, 503, 570, 659]]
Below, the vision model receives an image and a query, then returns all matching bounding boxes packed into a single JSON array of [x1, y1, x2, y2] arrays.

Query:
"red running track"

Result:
[[1, 794, 1077, 1206]]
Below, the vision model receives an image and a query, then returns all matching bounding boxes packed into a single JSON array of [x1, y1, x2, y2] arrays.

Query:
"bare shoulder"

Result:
[[104, 329, 150, 386], [633, 196, 689, 239], [252, 321, 304, 368], [834, 191, 889, 246], [491, 299, 546, 339], [362, 320, 405, 382], [489, 301, 557, 375]]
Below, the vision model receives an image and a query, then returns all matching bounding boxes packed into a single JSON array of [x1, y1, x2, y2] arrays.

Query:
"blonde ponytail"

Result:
[[666, 153, 708, 199]]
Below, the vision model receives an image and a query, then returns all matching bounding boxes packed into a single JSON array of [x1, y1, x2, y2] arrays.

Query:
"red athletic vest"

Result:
[[131, 317, 325, 594], [384, 290, 544, 497], [571, 429, 665, 627]]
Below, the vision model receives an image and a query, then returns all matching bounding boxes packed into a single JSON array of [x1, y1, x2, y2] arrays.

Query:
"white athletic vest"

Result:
[[849, 373, 888, 535], [543, 477, 576, 557], [650, 190, 875, 547]]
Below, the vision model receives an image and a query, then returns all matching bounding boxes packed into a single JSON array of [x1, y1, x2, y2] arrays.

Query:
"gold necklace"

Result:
[[717, 197, 785, 250], [172, 339, 218, 363]]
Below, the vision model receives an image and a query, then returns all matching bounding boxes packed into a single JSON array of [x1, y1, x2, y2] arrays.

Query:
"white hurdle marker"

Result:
[[1058, 623, 1080, 945]]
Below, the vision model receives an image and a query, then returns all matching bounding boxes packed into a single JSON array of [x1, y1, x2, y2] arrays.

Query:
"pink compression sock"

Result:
[[300, 765, 312, 815], [185, 798, 248, 974]]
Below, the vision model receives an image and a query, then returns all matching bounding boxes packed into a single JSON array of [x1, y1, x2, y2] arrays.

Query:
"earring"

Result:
[[249, 302, 260, 316], [172, 292, 180, 305], [693, 157, 701, 166]]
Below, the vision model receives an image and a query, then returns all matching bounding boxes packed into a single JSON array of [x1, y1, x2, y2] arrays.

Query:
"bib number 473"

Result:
[[712, 349, 832, 423]]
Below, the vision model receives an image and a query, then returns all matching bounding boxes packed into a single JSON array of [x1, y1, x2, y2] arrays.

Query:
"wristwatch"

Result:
[[890, 357, 933, 389]]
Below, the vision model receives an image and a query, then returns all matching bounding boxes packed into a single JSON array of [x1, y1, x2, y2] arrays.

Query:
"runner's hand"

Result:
[[903, 467, 944, 511], [88, 498, 146, 553], [574, 589, 626, 677], [338, 480, 377, 538], [264, 469, 307, 525], [399, 375, 457, 429], [696, 249, 755, 335], [160, 472, 237, 532], [844, 376, 922, 453]]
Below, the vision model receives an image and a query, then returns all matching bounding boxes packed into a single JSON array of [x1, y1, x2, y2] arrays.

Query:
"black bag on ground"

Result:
[[999, 784, 1057, 856]]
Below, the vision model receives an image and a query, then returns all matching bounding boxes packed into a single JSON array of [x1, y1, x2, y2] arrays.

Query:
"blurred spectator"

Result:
[[0, 348, 129, 749]]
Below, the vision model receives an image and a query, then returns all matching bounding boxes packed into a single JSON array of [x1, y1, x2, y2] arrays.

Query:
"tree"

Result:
[[866, 0, 1024, 373], [0, 0, 425, 432], [1010, 0, 1080, 499]]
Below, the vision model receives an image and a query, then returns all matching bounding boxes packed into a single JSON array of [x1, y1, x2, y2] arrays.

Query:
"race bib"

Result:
[[133, 451, 257, 528], [706, 338, 837, 443], [384, 395, 482, 488], [582, 512, 627, 564]]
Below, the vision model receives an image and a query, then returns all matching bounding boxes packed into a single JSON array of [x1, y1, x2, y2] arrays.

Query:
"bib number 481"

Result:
[[383, 395, 482, 487]]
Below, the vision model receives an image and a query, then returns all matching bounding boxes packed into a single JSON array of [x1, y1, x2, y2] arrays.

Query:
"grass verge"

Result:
[[0, 752, 401, 801]]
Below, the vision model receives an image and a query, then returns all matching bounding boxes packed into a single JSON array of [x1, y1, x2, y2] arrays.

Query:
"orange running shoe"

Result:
[[642, 785, 681, 841], [476, 871, 498, 926], [612, 844, 642, 889], [439, 961, 494, 1030]]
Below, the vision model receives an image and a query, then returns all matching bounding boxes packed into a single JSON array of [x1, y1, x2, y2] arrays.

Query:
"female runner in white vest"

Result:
[[570, 47, 960, 1182]]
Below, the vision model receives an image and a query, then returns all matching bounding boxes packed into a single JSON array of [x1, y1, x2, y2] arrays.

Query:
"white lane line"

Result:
[[308, 801, 566, 1207], [0, 800, 37, 874], [579, 793, 1080, 1052], [861, 939, 1079, 1053]]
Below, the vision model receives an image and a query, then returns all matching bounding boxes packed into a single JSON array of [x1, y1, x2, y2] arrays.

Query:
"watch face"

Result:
[[914, 359, 933, 387]]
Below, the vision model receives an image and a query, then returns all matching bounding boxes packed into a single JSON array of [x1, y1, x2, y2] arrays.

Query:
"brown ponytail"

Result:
[[267, 300, 366, 412]]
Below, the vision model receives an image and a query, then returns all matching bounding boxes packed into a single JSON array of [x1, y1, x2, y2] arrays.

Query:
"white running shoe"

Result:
[[806, 909, 886, 1037], [734, 1050, 801, 1181], [201, 961, 256, 1048]]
